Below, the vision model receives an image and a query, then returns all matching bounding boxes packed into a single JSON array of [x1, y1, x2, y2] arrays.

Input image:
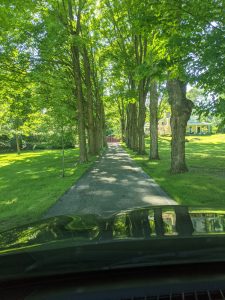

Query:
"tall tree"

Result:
[[167, 80, 193, 173], [67, 0, 88, 162], [149, 81, 160, 160]]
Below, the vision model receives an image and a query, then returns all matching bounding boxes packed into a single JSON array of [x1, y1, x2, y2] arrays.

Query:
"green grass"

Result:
[[124, 134, 225, 207], [0, 149, 96, 232]]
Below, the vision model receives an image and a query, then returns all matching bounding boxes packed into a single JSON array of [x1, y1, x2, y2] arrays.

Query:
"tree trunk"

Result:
[[83, 46, 97, 155], [118, 98, 126, 142], [126, 103, 138, 151], [167, 79, 193, 174], [149, 81, 160, 160], [90, 49, 107, 151], [125, 103, 131, 147], [130, 102, 138, 151], [92, 75, 107, 151], [74, 123, 78, 148], [61, 126, 65, 178], [101, 100, 108, 148], [125, 78, 138, 150], [133, 35, 149, 155], [137, 81, 146, 154], [15, 133, 20, 155], [120, 117, 125, 142], [72, 50, 88, 163], [68, 0, 88, 163], [95, 104, 106, 151]]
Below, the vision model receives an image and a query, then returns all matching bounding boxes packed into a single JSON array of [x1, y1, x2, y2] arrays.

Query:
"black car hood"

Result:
[[1, 205, 225, 280]]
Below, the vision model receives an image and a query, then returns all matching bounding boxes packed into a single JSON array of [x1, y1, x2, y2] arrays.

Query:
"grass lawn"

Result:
[[124, 134, 225, 207], [0, 149, 96, 232]]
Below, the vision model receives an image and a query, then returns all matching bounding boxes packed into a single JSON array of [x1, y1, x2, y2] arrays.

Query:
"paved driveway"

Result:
[[44, 144, 176, 218]]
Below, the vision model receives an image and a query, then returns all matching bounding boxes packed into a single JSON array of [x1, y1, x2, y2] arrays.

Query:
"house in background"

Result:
[[158, 112, 171, 135], [144, 113, 212, 136], [186, 116, 212, 135]]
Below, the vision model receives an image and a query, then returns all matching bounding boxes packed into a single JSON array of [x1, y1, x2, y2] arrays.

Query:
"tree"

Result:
[[167, 80, 193, 173], [1, 0, 224, 175], [149, 81, 160, 160], [67, 0, 88, 162], [0, 0, 108, 161], [150, 0, 224, 173]]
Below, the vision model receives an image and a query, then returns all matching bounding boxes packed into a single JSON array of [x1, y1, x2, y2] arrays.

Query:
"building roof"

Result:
[[152, 113, 212, 127], [187, 120, 212, 126]]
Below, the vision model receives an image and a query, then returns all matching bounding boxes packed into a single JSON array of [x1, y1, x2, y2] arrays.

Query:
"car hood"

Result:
[[1, 205, 225, 280]]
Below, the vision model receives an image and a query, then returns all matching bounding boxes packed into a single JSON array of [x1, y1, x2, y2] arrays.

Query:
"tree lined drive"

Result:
[[0, 0, 224, 174]]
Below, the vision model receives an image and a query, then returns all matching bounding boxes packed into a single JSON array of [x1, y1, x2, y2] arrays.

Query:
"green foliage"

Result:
[[0, 0, 224, 217], [1, 0, 224, 149], [187, 88, 225, 132]]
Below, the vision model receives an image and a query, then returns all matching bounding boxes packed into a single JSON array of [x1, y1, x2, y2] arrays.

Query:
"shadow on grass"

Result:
[[0, 149, 96, 231], [124, 136, 225, 207]]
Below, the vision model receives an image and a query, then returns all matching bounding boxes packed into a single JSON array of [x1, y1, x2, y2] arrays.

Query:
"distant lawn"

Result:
[[0, 149, 96, 232], [124, 134, 225, 207]]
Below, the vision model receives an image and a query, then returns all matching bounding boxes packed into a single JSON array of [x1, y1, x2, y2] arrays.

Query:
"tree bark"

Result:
[[83, 46, 97, 155], [137, 80, 146, 154], [68, 0, 88, 163], [130, 103, 138, 151], [92, 72, 106, 151], [125, 78, 138, 151], [101, 99, 108, 148], [125, 103, 131, 147], [134, 35, 149, 155], [61, 125, 65, 178], [120, 116, 126, 142], [90, 48, 107, 151], [149, 81, 160, 160], [15, 133, 20, 155], [167, 79, 193, 174], [118, 97, 126, 142], [125, 103, 138, 151]]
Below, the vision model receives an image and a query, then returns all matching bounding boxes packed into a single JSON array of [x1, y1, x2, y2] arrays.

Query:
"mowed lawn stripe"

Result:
[[0, 149, 95, 231], [124, 134, 225, 206]]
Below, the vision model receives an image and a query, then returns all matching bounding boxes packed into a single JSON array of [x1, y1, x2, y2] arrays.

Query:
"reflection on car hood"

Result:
[[1, 205, 225, 253], [2, 205, 225, 281]]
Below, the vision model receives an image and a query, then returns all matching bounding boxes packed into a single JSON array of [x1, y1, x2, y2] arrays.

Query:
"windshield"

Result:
[[1, 207, 225, 251], [0, 0, 225, 278]]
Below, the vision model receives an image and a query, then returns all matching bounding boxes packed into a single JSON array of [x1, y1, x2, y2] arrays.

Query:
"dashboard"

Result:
[[1, 262, 225, 300]]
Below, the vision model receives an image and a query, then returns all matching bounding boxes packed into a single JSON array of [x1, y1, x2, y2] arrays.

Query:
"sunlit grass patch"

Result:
[[0, 149, 96, 232], [124, 134, 225, 207]]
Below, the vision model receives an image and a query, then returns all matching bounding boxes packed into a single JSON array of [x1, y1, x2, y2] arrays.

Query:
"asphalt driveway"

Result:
[[44, 144, 176, 218]]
